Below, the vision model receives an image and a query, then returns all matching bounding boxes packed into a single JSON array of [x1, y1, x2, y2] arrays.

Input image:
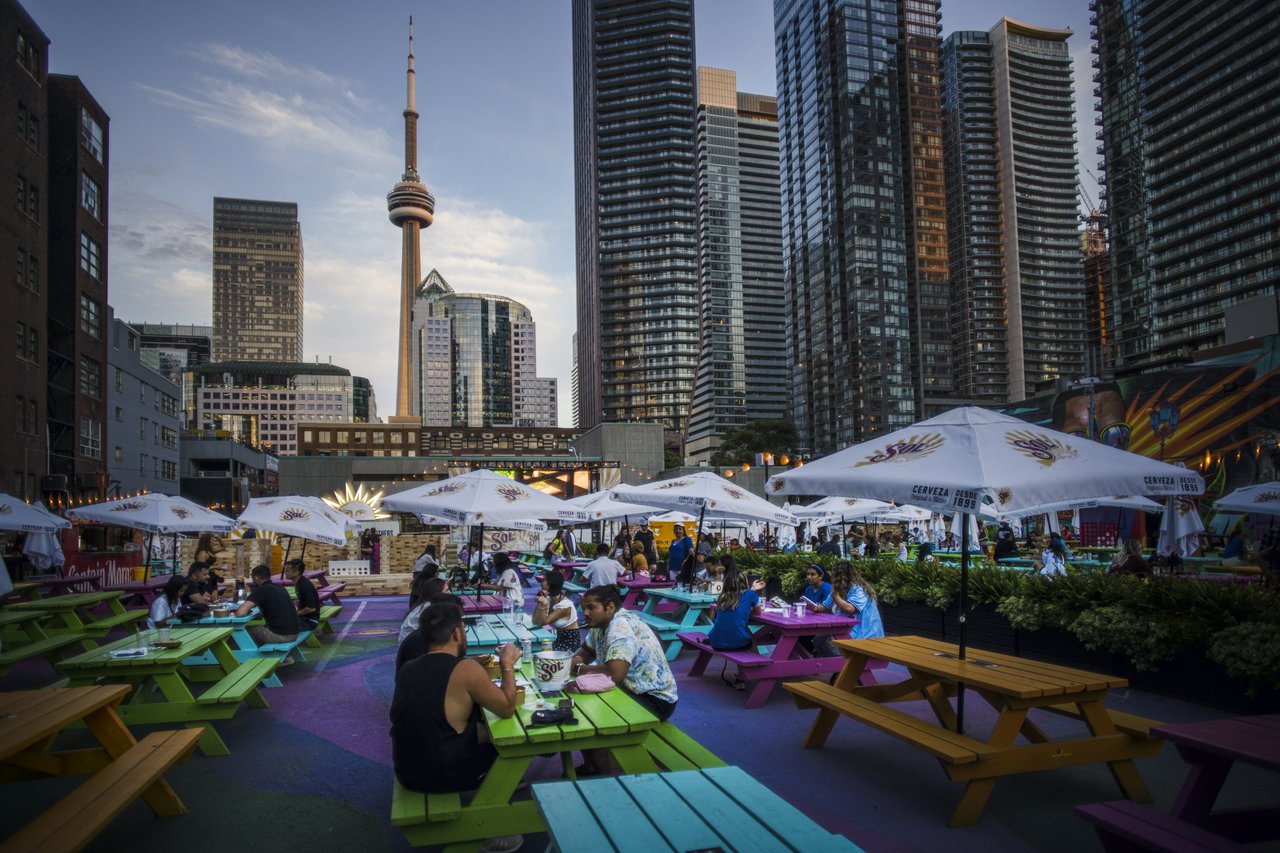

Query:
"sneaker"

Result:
[[480, 835, 523, 853]]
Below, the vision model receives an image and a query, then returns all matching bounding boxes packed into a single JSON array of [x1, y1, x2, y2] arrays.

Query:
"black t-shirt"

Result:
[[390, 653, 497, 793], [632, 529, 657, 562], [182, 575, 213, 604], [396, 629, 428, 671], [293, 575, 321, 616], [249, 581, 301, 636], [994, 538, 1019, 560]]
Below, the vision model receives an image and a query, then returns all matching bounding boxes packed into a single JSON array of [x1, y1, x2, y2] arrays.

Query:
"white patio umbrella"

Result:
[[980, 494, 1165, 520], [949, 512, 982, 550], [67, 493, 236, 534], [1157, 496, 1206, 558], [383, 470, 588, 525], [561, 491, 656, 523], [1214, 482, 1280, 516], [416, 513, 546, 532], [610, 471, 799, 585], [22, 502, 65, 572], [767, 406, 1205, 731], [793, 496, 900, 521], [236, 496, 359, 548], [0, 494, 71, 533]]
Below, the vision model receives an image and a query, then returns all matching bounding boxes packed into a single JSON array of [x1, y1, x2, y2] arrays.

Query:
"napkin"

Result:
[[110, 648, 148, 659]]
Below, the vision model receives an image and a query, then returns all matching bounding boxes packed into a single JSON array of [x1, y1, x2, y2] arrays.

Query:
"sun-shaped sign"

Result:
[[324, 482, 390, 521]]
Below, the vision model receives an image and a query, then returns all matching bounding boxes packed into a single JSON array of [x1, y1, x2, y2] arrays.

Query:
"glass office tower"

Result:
[[572, 0, 699, 442], [686, 67, 787, 464], [774, 0, 919, 454]]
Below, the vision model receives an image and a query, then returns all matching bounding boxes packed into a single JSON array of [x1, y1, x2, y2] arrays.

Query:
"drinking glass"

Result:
[[135, 628, 149, 650], [158, 626, 171, 643]]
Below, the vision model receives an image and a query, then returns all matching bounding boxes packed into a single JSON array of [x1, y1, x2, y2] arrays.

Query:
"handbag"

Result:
[[572, 672, 614, 693], [529, 708, 577, 727]]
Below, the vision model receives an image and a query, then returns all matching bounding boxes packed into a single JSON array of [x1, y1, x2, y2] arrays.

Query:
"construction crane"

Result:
[[1078, 170, 1107, 258]]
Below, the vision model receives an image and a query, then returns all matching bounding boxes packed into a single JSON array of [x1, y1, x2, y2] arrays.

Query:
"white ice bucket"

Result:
[[533, 650, 573, 692]]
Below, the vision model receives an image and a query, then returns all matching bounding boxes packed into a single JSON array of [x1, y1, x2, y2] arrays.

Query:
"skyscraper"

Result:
[[211, 197, 304, 363], [572, 0, 699, 442], [942, 19, 1083, 402], [411, 270, 558, 428], [1093, 1, 1279, 368], [387, 18, 435, 420], [686, 67, 786, 464], [774, 0, 927, 454]]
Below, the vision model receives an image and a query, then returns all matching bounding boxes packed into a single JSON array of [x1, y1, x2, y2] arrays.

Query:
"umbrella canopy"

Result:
[[67, 493, 235, 534], [792, 496, 899, 522], [980, 494, 1165, 521], [382, 469, 588, 526], [0, 494, 71, 533], [416, 513, 546, 531], [22, 502, 65, 571], [949, 512, 982, 548], [1157, 496, 1206, 557], [766, 407, 1204, 513], [610, 472, 799, 527], [1214, 482, 1280, 516], [236, 496, 359, 546], [561, 491, 657, 523]]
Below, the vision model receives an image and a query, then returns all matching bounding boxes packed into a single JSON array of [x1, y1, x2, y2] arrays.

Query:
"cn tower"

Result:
[[387, 17, 435, 420]]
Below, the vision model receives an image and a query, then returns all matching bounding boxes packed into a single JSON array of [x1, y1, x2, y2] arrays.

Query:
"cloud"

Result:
[[181, 42, 348, 91], [111, 191, 209, 264]]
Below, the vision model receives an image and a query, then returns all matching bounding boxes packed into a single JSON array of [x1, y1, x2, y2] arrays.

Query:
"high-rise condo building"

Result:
[[572, 0, 699, 442], [411, 270, 558, 428], [686, 67, 786, 464], [1093, 0, 1279, 369], [776, 0, 950, 454], [211, 197, 304, 363], [942, 19, 1083, 402]]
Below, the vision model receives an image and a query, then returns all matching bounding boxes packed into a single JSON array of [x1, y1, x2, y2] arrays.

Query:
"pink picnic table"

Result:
[[104, 574, 170, 606], [685, 607, 857, 709], [617, 575, 676, 609], [458, 593, 504, 615]]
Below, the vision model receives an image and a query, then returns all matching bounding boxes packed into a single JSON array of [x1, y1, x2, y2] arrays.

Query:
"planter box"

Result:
[[880, 601, 946, 639], [1015, 626, 1122, 674], [1127, 649, 1280, 714], [952, 603, 1018, 654]]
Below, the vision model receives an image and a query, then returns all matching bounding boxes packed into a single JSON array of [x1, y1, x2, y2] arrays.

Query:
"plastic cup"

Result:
[[794, 603, 806, 619], [135, 629, 149, 650], [158, 626, 171, 643]]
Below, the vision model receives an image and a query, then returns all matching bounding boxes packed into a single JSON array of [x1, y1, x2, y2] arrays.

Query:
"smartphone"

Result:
[[541, 690, 564, 700], [557, 699, 573, 711], [801, 596, 818, 607]]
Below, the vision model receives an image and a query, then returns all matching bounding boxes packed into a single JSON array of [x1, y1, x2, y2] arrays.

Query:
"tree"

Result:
[[709, 419, 800, 466]]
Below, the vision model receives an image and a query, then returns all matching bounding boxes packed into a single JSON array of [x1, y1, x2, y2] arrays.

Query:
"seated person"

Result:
[[993, 530, 1019, 561], [411, 544, 440, 579], [148, 575, 189, 628], [582, 543, 625, 587], [694, 555, 726, 593], [477, 552, 523, 608], [1107, 538, 1151, 575], [397, 592, 465, 670], [284, 559, 320, 631], [531, 570, 580, 651], [821, 560, 884, 653], [401, 577, 451, 643], [801, 564, 834, 611], [1221, 531, 1249, 566], [182, 563, 216, 606], [390, 603, 522, 802], [708, 566, 765, 651], [572, 585, 678, 774], [235, 563, 300, 649], [628, 544, 649, 577]]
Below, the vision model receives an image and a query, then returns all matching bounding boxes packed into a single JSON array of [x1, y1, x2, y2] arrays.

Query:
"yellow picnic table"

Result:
[[7, 590, 144, 652], [56, 627, 278, 757], [786, 634, 1164, 826]]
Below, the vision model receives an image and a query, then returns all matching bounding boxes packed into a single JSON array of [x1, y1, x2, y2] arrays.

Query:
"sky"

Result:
[[25, 0, 1096, 427]]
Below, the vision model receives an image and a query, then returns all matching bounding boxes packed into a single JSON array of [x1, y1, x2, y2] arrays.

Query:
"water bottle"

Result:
[[521, 637, 532, 670]]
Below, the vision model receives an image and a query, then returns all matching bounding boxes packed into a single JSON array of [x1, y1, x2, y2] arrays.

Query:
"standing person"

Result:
[[1035, 536, 1068, 577], [360, 528, 375, 568], [708, 566, 765, 651], [532, 570, 580, 651], [1108, 538, 1152, 575], [235, 564, 301, 653], [412, 543, 440, 579], [148, 575, 189, 628], [583, 543, 625, 588], [665, 524, 694, 581], [632, 520, 658, 568], [561, 525, 582, 559], [572, 585, 679, 773], [611, 524, 632, 558], [477, 553, 523, 608], [284, 559, 320, 632], [193, 533, 224, 570], [390, 603, 523, 853]]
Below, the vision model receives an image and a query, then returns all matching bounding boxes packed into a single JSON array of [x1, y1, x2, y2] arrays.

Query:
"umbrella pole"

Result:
[[957, 512, 971, 734], [145, 531, 155, 578], [688, 504, 707, 591]]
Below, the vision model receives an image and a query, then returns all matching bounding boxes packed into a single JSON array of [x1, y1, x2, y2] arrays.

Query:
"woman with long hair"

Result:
[[829, 561, 884, 640], [1035, 535, 1068, 576], [915, 542, 937, 568], [1108, 538, 1151, 575], [401, 576, 451, 643], [148, 575, 189, 628], [532, 569, 580, 651], [412, 543, 439, 579], [193, 533, 223, 567], [708, 566, 766, 651]]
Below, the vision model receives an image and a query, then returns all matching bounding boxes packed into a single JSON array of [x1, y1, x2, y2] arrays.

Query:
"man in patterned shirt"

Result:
[[571, 584, 678, 774]]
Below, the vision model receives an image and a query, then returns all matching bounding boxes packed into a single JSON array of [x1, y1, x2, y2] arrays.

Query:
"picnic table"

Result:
[[56, 626, 278, 757], [0, 609, 88, 677], [178, 608, 309, 688], [787, 634, 1163, 826], [636, 587, 717, 661], [617, 575, 676, 609], [391, 664, 721, 851], [531, 765, 864, 852], [682, 606, 858, 709], [7, 590, 145, 651], [459, 593, 504, 615], [12, 571, 104, 598], [104, 573, 171, 606], [466, 612, 536, 656], [0, 685, 202, 850]]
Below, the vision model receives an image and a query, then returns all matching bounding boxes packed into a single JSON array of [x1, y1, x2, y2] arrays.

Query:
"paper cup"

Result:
[[533, 650, 573, 692]]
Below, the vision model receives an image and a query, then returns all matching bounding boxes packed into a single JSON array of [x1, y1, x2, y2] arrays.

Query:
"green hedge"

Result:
[[713, 551, 1280, 693]]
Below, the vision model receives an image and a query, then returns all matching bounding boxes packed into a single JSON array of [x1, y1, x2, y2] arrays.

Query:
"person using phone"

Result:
[[801, 564, 834, 612], [531, 569, 580, 651]]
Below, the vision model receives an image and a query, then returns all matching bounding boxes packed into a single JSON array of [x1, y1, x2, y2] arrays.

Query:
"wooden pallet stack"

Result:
[[382, 533, 448, 574]]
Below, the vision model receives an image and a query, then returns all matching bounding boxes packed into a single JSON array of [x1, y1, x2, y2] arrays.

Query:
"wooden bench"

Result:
[[254, 631, 311, 687], [1042, 702, 1162, 739], [1074, 800, 1249, 852], [305, 604, 343, 647], [786, 680, 994, 766], [0, 727, 204, 852], [638, 612, 709, 661], [0, 633, 87, 677], [196, 658, 279, 705], [642, 721, 728, 772], [81, 608, 148, 637], [562, 580, 588, 596], [316, 582, 345, 605]]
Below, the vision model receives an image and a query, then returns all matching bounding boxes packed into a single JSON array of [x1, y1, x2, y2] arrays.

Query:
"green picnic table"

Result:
[[7, 590, 145, 651], [392, 664, 715, 852], [0, 609, 88, 676], [466, 612, 536, 656], [531, 766, 864, 852], [637, 587, 717, 661], [56, 626, 278, 757]]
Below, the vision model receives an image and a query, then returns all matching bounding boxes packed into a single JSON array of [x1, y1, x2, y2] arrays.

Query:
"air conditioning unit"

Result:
[[40, 474, 68, 493]]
